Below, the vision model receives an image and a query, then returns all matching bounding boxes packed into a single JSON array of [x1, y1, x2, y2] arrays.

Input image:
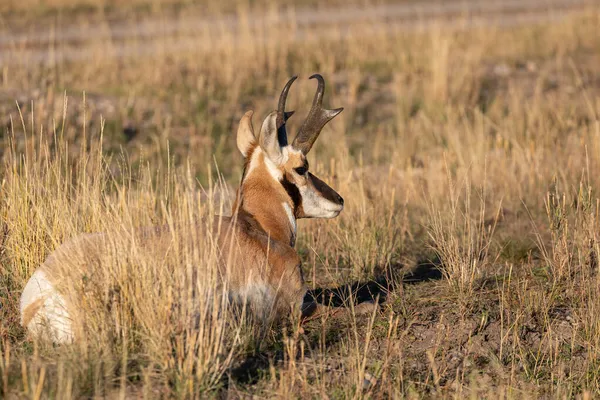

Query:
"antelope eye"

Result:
[[294, 166, 308, 176]]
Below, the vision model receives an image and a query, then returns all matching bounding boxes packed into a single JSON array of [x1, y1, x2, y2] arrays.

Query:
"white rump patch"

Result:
[[20, 269, 73, 343]]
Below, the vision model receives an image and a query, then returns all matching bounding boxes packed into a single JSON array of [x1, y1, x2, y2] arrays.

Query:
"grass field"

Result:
[[2, 0, 600, 398]]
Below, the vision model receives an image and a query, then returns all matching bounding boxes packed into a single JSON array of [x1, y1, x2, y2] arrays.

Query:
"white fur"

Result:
[[282, 202, 297, 237], [299, 184, 343, 218], [234, 282, 275, 320], [245, 147, 260, 177], [263, 151, 283, 181], [259, 112, 284, 163], [236, 283, 271, 304], [246, 147, 283, 182], [282, 145, 302, 160], [20, 269, 73, 343]]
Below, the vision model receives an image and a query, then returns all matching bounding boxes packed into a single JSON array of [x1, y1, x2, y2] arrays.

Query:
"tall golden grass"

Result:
[[1, 2, 600, 397]]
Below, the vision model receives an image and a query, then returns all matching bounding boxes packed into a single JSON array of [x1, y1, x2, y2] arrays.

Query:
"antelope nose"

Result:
[[337, 195, 344, 205]]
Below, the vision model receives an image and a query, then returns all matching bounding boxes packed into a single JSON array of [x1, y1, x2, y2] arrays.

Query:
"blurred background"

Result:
[[3, 0, 600, 286], [3, 1, 600, 397], [1, 0, 597, 185]]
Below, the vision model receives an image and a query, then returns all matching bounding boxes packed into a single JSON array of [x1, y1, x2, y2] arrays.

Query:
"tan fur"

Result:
[[239, 150, 296, 244], [21, 297, 44, 328], [282, 151, 305, 177], [25, 211, 306, 341], [23, 161, 309, 341], [22, 98, 343, 341]]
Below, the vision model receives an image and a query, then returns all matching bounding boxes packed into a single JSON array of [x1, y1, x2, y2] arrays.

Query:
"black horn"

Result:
[[292, 74, 343, 154], [276, 76, 297, 146]]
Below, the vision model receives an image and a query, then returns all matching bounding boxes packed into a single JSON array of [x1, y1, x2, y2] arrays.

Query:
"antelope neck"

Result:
[[235, 149, 297, 247]]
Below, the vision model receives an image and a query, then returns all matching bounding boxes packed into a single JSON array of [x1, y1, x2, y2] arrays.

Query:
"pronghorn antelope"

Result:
[[20, 74, 344, 343]]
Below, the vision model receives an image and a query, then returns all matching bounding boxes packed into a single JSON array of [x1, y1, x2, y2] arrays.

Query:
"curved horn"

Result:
[[276, 76, 297, 146], [292, 74, 343, 154]]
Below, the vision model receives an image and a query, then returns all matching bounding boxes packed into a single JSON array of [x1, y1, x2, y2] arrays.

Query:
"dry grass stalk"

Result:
[[1, 1, 600, 397]]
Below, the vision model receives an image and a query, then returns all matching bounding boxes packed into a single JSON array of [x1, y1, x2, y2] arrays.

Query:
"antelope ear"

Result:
[[259, 111, 284, 163], [237, 110, 256, 157]]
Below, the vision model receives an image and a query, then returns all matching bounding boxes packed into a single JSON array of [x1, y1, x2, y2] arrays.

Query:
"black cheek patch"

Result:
[[281, 175, 302, 212]]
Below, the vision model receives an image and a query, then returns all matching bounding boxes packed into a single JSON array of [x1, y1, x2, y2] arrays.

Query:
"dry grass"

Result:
[[1, 0, 600, 397], [0, 0, 375, 21]]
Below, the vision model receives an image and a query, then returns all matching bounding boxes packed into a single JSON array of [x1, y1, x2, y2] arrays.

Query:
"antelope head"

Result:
[[235, 75, 344, 244]]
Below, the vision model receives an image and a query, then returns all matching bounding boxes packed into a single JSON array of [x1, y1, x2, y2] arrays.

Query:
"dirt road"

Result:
[[0, 0, 596, 65]]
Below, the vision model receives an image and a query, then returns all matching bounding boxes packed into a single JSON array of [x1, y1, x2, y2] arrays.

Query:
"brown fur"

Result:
[[28, 208, 307, 338], [236, 150, 297, 245], [24, 107, 343, 339]]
